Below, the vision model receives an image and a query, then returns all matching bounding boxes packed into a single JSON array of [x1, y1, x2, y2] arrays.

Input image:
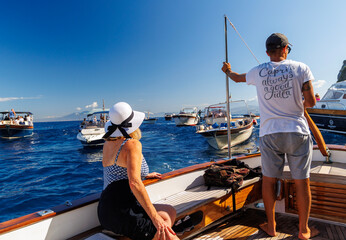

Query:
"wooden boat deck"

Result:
[[191, 208, 346, 240], [80, 208, 346, 240]]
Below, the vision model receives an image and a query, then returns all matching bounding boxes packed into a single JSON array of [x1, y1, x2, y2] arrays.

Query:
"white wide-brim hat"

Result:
[[103, 102, 145, 138]]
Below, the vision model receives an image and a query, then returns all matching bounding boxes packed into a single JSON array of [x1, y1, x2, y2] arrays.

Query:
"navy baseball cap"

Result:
[[266, 33, 292, 51]]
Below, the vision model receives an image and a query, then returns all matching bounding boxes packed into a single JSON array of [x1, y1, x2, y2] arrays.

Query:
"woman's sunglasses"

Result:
[[287, 45, 291, 54]]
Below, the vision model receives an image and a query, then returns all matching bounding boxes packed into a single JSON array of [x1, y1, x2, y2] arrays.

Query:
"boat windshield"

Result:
[[180, 108, 196, 114], [331, 81, 346, 91], [82, 112, 109, 128], [206, 101, 251, 118], [322, 81, 346, 100], [207, 106, 227, 118], [322, 90, 344, 100]]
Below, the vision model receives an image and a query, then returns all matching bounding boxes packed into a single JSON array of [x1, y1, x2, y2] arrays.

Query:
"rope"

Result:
[[225, 15, 261, 65]]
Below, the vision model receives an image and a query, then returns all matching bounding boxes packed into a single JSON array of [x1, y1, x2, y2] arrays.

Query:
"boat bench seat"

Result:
[[283, 161, 346, 185], [154, 177, 260, 217]]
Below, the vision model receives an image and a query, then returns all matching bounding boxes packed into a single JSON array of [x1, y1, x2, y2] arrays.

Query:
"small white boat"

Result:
[[143, 112, 158, 124], [307, 80, 346, 134], [164, 113, 174, 121], [197, 120, 253, 150], [173, 107, 199, 126], [76, 110, 109, 148], [0, 111, 34, 139], [196, 101, 255, 149]]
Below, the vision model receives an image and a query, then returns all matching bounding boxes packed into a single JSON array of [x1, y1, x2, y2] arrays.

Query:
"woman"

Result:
[[98, 102, 179, 240], [315, 93, 320, 101]]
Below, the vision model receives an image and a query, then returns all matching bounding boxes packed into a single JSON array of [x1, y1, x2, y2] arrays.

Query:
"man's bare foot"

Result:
[[259, 222, 277, 237], [298, 226, 319, 240]]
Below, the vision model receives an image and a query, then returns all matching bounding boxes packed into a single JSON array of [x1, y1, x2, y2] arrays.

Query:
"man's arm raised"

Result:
[[222, 62, 246, 83]]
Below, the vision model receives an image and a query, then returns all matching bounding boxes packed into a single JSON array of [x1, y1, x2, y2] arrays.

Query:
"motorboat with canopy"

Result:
[[77, 110, 109, 148], [196, 101, 255, 149], [0, 111, 34, 138]]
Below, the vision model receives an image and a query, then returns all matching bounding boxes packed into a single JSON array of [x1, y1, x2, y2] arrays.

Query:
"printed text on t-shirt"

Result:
[[259, 66, 294, 100]]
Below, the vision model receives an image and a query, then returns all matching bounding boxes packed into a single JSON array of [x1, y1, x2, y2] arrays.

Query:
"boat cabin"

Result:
[[315, 80, 346, 110]]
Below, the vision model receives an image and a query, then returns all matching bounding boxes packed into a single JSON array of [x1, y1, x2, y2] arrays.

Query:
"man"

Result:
[[81, 118, 87, 127], [9, 109, 16, 119], [9, 109, 16, 124], [222, 33, 318, 240]]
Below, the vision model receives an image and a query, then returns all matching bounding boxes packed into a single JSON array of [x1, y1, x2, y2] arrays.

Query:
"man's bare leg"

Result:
[[259, 176, 277, 237], [294, 178, 319, 240]]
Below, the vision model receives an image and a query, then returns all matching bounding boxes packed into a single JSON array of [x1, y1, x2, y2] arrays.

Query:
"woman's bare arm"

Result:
[[125, 140, 176, 238]]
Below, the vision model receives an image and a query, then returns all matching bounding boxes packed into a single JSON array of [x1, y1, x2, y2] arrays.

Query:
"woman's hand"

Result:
[[146, 172, 162, 179], [153, 214, 177, 240]]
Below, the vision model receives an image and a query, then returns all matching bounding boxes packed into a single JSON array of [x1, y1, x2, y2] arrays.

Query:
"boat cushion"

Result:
[[154, 177, 260, 216]]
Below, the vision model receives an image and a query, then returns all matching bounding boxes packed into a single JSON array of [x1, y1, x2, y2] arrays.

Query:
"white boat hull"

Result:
[[174, 115, 199, 126], [202, 126, 253, 149], [197, 120, 254, 149], [77, 128, 105, 147]]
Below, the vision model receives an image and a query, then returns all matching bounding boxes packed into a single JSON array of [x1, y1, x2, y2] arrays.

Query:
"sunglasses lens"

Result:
[[287, 46, 291, 54]]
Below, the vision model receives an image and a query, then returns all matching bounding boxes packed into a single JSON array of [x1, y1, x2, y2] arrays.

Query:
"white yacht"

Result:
[[76, 110, 109, 148], [307, 80, 346, 134], [173, 107, 199, 126]]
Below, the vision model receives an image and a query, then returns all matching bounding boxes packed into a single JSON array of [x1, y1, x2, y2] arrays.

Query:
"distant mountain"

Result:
[[57, 111, 90, 121], [36, 104, 260, 122], [36, 111, 90, 122]]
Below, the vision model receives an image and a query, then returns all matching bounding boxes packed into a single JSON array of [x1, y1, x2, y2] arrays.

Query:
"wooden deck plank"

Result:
[[335, 225, 345, 240], [155, 177, 260, 217], [190, 208, 346, 240], [340, 225, 346, 239], [325, 224, 334, 240]]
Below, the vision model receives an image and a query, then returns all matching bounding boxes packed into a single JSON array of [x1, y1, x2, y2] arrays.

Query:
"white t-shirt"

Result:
[[246, 59, 314, 137]]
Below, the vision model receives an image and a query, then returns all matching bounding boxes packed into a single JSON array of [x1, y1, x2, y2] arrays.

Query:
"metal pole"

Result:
[[224, 15, 232, 159]]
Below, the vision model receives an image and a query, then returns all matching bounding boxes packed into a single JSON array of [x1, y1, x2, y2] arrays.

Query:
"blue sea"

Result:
[[0, 118, 345, 223]]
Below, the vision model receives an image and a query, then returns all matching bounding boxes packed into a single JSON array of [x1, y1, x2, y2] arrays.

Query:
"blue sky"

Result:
[[1, 0, 345, 120]]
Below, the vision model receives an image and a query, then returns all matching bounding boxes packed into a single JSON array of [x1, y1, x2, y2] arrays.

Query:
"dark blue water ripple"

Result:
[[0, 118, 345, 223]]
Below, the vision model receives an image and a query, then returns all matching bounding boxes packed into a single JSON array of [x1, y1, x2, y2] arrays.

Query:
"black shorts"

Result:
[[98, 179, 157, 240]]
